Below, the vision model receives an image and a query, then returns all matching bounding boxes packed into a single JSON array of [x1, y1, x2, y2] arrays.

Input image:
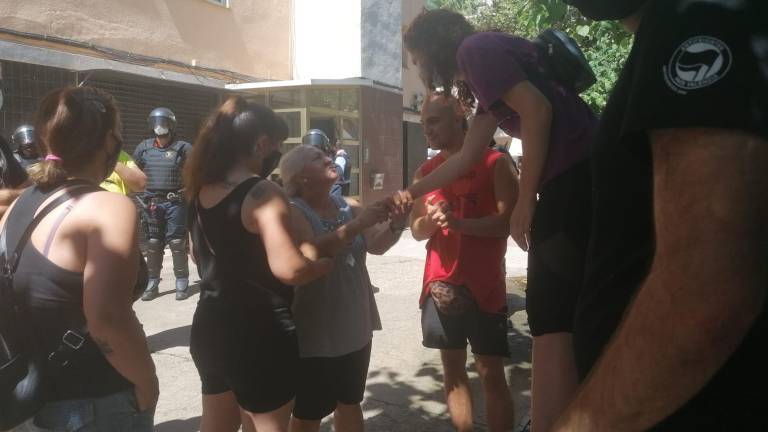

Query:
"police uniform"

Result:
[[134, 128, 192, 301]]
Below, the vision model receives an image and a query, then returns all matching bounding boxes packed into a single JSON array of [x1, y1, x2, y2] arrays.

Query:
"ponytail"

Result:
[[184, 96, 288, 201]]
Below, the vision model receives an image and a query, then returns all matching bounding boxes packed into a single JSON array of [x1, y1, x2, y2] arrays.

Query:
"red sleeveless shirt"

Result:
[[419, 149, 508, 314]]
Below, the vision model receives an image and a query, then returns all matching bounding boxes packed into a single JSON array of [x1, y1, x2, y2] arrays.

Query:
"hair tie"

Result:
[[45, 155, 63, 162]]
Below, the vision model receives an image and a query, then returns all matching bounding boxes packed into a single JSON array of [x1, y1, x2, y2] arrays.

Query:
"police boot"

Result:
[[169, 239, 190, 301], [175, 278, 190, 301], [141, 278, 161, 301], [142, 238, 165, 301]]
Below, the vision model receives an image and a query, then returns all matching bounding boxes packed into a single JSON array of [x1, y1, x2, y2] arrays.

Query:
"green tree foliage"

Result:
[[427, 0, 633, 112]]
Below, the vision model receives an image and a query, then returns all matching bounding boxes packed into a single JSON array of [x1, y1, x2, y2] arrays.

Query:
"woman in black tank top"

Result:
[[1, 86, 157, 431], [184, 97, 333, 432]]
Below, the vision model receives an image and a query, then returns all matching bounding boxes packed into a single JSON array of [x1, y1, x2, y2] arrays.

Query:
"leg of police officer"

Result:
[[166, 196, 190, 300], [142, 197, 166, 301]]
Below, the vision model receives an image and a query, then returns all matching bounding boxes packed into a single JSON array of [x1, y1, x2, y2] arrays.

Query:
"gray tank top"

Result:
[[290, 195, 382, 358]]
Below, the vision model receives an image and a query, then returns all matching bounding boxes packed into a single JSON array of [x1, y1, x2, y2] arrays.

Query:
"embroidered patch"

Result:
[[663, 36, 732, 94]]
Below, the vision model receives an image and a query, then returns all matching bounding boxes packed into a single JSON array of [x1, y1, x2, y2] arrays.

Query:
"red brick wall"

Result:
[[360, 86, 403, 205]]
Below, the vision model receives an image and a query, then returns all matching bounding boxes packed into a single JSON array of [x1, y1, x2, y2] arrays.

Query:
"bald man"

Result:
[[410, 94, 519, 432]]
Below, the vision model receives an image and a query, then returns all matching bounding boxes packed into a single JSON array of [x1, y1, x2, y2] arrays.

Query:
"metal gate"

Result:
[[0, 61, 72, 136], [85, 73, 221, 153]]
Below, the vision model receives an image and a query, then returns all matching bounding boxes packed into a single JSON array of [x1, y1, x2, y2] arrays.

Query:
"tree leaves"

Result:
[[426, 0, 632, 113]]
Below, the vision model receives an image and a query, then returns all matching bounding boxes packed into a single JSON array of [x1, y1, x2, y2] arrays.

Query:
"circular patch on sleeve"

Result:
[[663, 36, 732, 94]]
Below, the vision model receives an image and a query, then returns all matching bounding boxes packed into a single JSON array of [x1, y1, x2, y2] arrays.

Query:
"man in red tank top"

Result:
[[410, 94, 519, 432]]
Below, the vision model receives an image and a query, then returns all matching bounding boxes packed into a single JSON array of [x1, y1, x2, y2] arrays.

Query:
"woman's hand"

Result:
[[134, 375, 160, 412], [510, 196, 536, 251], [357, 201, 390, 229], [391, 190, 414, 213], [389, 199, 412, 230]]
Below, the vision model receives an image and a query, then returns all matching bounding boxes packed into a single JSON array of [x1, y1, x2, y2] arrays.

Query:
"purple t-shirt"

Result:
[[456, 32, 597, 186]]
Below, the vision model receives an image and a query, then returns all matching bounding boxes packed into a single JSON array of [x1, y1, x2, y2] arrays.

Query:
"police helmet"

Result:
[[148, 107, 177, 137], [302, 129, 333, 156], [11, 125, 36, 152]]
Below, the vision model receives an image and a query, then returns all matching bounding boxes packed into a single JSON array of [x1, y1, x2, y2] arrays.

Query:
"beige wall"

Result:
[[401, 0, 426, 111], [0, 0, 292, 80]]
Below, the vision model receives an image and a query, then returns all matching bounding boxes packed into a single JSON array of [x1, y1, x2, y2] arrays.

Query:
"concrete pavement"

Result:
[[136, 231, 532, 431]]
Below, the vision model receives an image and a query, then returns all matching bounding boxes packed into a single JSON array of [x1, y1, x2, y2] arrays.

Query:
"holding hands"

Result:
[[426, 198, 457, 231], [357, 200, 392, 229]]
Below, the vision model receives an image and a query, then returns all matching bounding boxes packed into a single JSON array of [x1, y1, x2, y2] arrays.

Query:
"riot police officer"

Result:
[[301, 129, 345, 197], [11, 124, 42, 170], [133, 107, 192, 301]]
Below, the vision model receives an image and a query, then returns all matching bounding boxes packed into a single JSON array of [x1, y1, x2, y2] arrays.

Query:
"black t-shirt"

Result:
[[574, 0, 767, 429]]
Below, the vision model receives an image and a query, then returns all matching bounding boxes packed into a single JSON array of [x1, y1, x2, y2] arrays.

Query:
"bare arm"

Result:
[[288, 197, 389, 259], [114, 163, 147, 192], [83, 193, 157, 410], [409, 168, 440, 241], [347, 198, 408, 255], [553, 129, 768, 431], [406, 112, 497, 199], [0, 187, 25, 218], [434, 155, 518, 238], [503, 81, 552, 251], [244, 181, 332, 286]]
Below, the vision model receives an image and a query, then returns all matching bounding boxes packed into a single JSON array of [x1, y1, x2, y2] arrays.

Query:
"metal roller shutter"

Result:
[[86, 73, 222, 152], [0, 60, 73, 136]]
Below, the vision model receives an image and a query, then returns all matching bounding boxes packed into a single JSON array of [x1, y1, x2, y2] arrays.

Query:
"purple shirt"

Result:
[[456, 32, 597, 186]]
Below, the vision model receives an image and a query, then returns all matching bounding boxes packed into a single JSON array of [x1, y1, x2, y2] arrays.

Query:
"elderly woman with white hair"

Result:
[[280, 144, 409, 432]]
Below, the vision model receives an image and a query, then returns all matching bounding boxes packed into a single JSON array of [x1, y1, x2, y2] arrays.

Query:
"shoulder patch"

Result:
[[663, 36, 732, 94]]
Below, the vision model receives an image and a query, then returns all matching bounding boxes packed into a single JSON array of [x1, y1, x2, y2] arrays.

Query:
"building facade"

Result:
[[0, 0, 425, 201]]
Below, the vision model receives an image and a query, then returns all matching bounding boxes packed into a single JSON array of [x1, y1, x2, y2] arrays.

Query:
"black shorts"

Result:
[[421, 297, 509, 357], [190, 298, 299, 414], [292, 342, 372, 421], [526, 161, 591, 336]]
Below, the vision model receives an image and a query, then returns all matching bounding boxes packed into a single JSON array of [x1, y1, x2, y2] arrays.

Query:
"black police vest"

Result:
[[137, 139, 188, 191]]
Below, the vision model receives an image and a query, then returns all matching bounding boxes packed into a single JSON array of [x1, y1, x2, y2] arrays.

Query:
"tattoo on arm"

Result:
[[247, 183, 268, 201], [93, 337, 114, 356]]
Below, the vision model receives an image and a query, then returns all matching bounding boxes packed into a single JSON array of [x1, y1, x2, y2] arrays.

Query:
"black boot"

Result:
[[169, 238, 190, 301], [175, 278, 190, 301], [141, 278, 160, 301]]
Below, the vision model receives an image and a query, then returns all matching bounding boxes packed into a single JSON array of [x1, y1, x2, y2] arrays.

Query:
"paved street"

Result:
[[137, 231, 532, 432]]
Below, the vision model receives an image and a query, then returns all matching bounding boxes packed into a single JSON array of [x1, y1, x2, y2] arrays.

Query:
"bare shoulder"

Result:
[[245, 178, 286, 205], [76, 191, 137, 230]]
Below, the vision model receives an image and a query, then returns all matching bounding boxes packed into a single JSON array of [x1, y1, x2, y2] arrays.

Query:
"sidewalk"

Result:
[[137, 231, 531, 431]]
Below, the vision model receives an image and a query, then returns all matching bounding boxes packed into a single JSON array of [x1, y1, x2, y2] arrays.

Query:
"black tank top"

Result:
[[7, 186, 132, 401], [191, 177, 294, 327]]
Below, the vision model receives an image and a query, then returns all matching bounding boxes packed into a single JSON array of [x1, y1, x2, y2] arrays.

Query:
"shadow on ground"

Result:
[[154, 416, 201, 432], [147, 325, 192, 352], [155, 280, 201, 300]]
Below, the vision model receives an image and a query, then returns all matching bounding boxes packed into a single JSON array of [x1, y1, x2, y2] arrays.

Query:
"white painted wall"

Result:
[[361, 0, 401, 87], [292, 0, 362, 80], [402, 0, 427, 110]]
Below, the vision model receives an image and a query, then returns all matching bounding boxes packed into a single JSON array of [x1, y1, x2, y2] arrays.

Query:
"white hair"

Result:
[[278, 144, 320, 196]]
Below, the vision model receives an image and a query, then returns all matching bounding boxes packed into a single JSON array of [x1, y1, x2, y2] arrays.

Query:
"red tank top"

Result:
[[420, 149, 508, 314]]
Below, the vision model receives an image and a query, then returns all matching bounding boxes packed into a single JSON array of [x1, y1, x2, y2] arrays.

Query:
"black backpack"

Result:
[[533, 28, 597, 93], [0, 184, 96, 430]]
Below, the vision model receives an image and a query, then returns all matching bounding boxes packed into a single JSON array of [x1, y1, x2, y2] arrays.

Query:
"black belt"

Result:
[[147, 190, 183, 201]]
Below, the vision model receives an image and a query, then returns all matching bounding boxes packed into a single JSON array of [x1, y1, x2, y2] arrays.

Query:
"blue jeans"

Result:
[[11, 389, 154, 432], [146, 197, 187, 242]]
